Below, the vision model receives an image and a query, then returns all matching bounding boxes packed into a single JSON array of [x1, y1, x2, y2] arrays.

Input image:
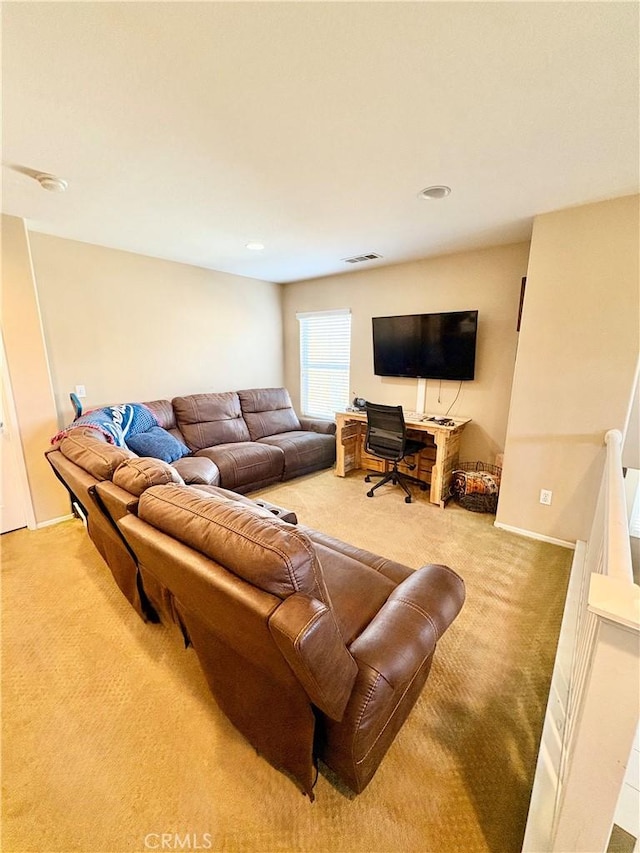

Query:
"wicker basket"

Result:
[[450, 461, 502, 513]]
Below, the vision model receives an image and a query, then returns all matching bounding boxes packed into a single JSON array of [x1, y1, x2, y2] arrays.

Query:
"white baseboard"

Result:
[[494, 521, 576, 550], [36, 513, 74, 529]]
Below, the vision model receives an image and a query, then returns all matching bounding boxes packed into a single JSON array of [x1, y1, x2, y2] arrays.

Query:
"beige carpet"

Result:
[[2, 470, 572, 853]]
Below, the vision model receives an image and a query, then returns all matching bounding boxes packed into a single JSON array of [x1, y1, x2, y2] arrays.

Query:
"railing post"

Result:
[[604, 429, 634, 582]]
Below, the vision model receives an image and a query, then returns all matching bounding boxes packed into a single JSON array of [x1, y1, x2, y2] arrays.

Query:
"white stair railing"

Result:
[[523, 429, 640, 853]]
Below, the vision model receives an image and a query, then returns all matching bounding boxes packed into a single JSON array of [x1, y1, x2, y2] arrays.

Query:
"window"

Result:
[[297, 309, 351, 419]]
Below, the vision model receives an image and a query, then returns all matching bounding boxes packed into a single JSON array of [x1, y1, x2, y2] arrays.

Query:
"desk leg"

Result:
[[432, 433, 448, 508], [432, 430, 461, 508], [335, 419, 361, 477], [336, 424, 346, 476]]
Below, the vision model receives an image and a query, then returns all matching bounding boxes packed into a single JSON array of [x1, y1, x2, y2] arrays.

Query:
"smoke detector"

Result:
[[35, 173, 68, 192]]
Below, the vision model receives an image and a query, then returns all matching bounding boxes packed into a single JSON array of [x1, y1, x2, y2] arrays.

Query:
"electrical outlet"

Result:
[[540, 489, 553, 506], [75, 385, 86, 398]]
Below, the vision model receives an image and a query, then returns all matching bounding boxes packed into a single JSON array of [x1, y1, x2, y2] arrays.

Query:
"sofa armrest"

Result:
[[94, 481, 140, 522], [270, 593, 357, 721], [171, 456, 220, 486], [253, 499, 297, 525], [349, 564, 465, 688], [298, 416, 336, 436]]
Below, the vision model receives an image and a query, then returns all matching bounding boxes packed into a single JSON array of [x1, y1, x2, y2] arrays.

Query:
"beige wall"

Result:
[[29, 234, 284, 426], [283, 242, 530, 464], [496, 195, 640, 543], [1, 215, 70, 524]]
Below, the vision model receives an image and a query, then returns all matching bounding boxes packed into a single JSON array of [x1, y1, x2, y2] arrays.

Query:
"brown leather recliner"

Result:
[[118, 484, 465, 797]]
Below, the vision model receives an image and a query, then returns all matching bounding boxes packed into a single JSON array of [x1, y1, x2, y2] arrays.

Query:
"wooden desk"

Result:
[[335, 411, 470, 508]]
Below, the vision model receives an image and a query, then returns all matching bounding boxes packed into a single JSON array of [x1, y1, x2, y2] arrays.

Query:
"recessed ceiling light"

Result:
[[245, 242, 265, 251], [418, 185, 451, 200], [35, 173, 68, 192]]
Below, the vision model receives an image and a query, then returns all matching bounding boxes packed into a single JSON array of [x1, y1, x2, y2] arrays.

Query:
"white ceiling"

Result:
[[2, 2, 638, 284]]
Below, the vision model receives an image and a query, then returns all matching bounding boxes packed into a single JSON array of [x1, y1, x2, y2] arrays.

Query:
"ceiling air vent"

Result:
[[342, 252, 383, 264]]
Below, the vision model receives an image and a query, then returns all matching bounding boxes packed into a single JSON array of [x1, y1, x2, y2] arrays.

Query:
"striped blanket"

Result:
[[52, 403, 157, 447]]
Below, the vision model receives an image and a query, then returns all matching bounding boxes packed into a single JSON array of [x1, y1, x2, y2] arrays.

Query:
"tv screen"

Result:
[[372, 311, 478, 380]]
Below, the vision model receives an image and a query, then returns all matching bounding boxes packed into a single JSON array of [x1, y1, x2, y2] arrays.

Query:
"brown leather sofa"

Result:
[[45, 442, 465, 797], [53, 387, 335, 494], [170, 388, 336, 492]]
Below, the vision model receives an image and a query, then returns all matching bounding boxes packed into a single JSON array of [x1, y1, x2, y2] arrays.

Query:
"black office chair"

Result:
[[364, 403, 428, 503]]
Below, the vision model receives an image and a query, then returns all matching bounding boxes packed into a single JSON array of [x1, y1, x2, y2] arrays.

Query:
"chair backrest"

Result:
[[365, 402, 407, 461]]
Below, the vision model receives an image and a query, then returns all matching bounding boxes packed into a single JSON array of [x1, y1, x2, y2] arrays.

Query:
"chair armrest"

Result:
[[349, 564, 465, 688], [269, 593, 357, 721], [171, 456, 220, 485], [298, 416, 336, 436]]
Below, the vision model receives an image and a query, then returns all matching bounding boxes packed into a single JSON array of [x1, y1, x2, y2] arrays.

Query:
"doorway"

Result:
[[1, 337, 34, 533]]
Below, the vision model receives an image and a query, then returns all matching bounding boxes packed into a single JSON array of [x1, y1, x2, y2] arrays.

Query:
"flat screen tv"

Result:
[[372, 310, 478, 380]]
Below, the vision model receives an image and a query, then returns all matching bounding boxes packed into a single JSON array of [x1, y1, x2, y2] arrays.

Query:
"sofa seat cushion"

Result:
[[195, 442, 284, 490], [172, 392, 250, 451], [238, 388, 301, 440], [125, 426, 190, 463], [257, 431, 336, 479], [137, 484, 325, 601]]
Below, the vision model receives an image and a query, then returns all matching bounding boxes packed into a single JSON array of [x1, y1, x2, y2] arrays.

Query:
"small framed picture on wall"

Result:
[[517, 276, 526, 332]]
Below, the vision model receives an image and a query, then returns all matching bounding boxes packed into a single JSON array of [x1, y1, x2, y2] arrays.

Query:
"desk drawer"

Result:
[[360, 449, 387, 473]]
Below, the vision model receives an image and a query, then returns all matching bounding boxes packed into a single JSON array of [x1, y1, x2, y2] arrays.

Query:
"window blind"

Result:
[[297, 309, 351, 419]]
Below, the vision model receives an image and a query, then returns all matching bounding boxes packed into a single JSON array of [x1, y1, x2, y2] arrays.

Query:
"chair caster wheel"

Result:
[[365, 475, 371, 483], [405, 496, 412, 503], [367, 490, 374, 498], [420, 483, 427, 491]]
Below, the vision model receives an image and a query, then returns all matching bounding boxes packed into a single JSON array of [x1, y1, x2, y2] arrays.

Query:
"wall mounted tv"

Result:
[[372, 310, 478, 380]]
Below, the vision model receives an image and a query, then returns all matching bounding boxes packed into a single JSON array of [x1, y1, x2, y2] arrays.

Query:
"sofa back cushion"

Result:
[[138, 484, 327, 602], [238, 388, 301, 440], [143, 399, 185, 441], [60, 432, 135, 481], [172, 392, 251, 451], [113, 457, 185, 497]]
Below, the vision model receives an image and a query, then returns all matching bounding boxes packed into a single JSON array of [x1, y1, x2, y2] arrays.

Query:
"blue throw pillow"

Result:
[[126, 426, 190, 464]]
